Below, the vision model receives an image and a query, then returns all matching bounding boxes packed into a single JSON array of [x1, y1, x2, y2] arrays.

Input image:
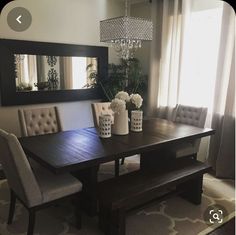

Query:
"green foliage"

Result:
[[100, 58, 148, 101], [85, 58, 148, 102], [83, 64, 98, 88]]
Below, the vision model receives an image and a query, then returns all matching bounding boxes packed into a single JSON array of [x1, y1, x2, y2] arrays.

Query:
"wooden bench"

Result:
[[98, 158, 211, 235]]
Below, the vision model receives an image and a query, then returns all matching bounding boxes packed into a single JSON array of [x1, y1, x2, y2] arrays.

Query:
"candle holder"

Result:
[[131, 110, 143, 132], [99, 114, 112, 138]]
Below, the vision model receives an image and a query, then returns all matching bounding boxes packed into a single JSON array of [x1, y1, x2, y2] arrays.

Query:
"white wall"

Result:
[[0, 0, 124, 136], [130, 2, 151, 75]]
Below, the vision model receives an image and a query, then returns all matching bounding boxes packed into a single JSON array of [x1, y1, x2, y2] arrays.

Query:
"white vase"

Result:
[[112, 110, 129, 135]]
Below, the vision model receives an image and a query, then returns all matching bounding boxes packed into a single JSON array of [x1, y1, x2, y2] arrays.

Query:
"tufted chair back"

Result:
[[172, 105, 207, 128], [172, 105, 208, 156], [0, 129, 42, 207], [91, 102, 114, 127], [18, 107, 62, 137]]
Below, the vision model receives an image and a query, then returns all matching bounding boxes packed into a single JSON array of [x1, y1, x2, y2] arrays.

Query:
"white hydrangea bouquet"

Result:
[[110, 91, 143, 113], [110, 91, 143, 135]]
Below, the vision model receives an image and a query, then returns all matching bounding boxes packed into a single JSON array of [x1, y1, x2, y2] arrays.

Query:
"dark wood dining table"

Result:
[[19, 118, 215, 215]]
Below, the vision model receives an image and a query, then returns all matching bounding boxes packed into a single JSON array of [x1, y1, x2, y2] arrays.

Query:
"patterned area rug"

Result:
[[0, 157, 234, 235]]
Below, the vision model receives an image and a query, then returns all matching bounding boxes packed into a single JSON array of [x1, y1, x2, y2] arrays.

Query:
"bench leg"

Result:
[[178, 176, 203, 205], [99, 205, 126, 235]]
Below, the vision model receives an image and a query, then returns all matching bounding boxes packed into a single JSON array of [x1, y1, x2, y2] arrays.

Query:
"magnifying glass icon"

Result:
[[213, 213, 220, 220]]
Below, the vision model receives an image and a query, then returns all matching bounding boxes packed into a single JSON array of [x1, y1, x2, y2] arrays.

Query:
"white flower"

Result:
[[115, 91, 130, 102], [110, 98, 126, 113], [130, 93, 143, 109]]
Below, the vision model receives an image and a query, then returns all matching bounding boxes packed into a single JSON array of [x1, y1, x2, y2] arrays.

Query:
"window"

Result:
[[179, 6, 223, 113], [72, 57, 87, 89]]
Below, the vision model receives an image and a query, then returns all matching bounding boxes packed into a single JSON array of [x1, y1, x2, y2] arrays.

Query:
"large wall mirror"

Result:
[[15, 55, 98, 91], [0, 39, 108, 106]]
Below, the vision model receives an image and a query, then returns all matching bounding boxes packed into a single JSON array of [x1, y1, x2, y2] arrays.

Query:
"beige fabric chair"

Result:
[[18, 106, 62, 137], [18, 106, 62, 170], [91, 102, 114, 127], [172, 104, 208, 158], [0, 129, 82, 235]]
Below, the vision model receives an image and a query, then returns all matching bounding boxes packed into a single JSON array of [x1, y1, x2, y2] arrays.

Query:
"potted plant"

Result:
[[101, 58, 147, 101], [16, 82, 33, 92], [85, 58, 148, 112]]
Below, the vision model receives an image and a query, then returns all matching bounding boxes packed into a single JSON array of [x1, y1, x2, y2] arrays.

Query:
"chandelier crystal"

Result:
[[100, 1, 153, 60]]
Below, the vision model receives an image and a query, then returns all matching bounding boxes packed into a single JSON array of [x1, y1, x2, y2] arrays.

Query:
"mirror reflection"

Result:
[[14, 54, 98, 91]]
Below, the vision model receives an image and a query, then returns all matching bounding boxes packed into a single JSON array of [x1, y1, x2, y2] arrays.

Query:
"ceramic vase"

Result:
[[112, 110, 129, 135]]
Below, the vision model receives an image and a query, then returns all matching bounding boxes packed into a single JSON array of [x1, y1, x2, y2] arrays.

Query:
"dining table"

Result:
[[19, 118, 215, 216]]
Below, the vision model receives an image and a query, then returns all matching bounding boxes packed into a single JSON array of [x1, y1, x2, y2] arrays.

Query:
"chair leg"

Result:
[[27, 210, 35, 235], [192, 153, 197, 160], [115, 159, 120, 177], [0, 169, 5, 180], [120, 158, 125, 165], [75, 209, 82, 229], [73, 196, 82, 229], [7, 190, 16, 224]]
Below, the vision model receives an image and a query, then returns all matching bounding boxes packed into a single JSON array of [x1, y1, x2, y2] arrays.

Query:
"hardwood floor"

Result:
[[208, 218, 235, 235]]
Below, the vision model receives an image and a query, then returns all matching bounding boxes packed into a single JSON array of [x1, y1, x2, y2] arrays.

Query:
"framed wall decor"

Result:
[[0, 39, 108, 106]]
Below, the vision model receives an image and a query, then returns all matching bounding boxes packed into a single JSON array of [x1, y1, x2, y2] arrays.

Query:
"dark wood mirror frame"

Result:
[[0, 39, 108, 106]]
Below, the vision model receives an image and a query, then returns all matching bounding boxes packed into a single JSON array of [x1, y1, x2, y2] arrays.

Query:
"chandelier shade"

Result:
[[100, 6, 153, 60], [100, 16, 153, 42]]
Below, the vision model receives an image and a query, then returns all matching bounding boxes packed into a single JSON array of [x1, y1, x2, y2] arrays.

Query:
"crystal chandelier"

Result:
[[100, 0, 153, 60]]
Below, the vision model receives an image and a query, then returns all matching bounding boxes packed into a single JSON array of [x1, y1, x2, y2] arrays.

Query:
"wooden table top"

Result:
[[19, 118, 215, 174]]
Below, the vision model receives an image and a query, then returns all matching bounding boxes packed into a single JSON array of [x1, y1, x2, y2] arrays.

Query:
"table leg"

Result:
[[115, 159, 120, 177], [73, 165, 99, 216]]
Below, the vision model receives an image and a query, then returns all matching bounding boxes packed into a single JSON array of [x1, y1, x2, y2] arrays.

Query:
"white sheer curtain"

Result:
[[60, 57, 73, 89], [148, 0, 192, 119], [16, 55, 37, 87], [148, 0, 235, 177], [157, 0, 190, 108], [151, 0, 225, 119], [207, 4, 235, 178]]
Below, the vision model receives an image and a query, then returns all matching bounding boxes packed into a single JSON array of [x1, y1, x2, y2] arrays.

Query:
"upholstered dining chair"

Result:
[[171, 104, 208, 159], [91, 102, 126, 177], [0, 129, 83, 235], [18, 106, 63, 169], [18, 106, 62, 137], [91, 102, 114, 128]]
